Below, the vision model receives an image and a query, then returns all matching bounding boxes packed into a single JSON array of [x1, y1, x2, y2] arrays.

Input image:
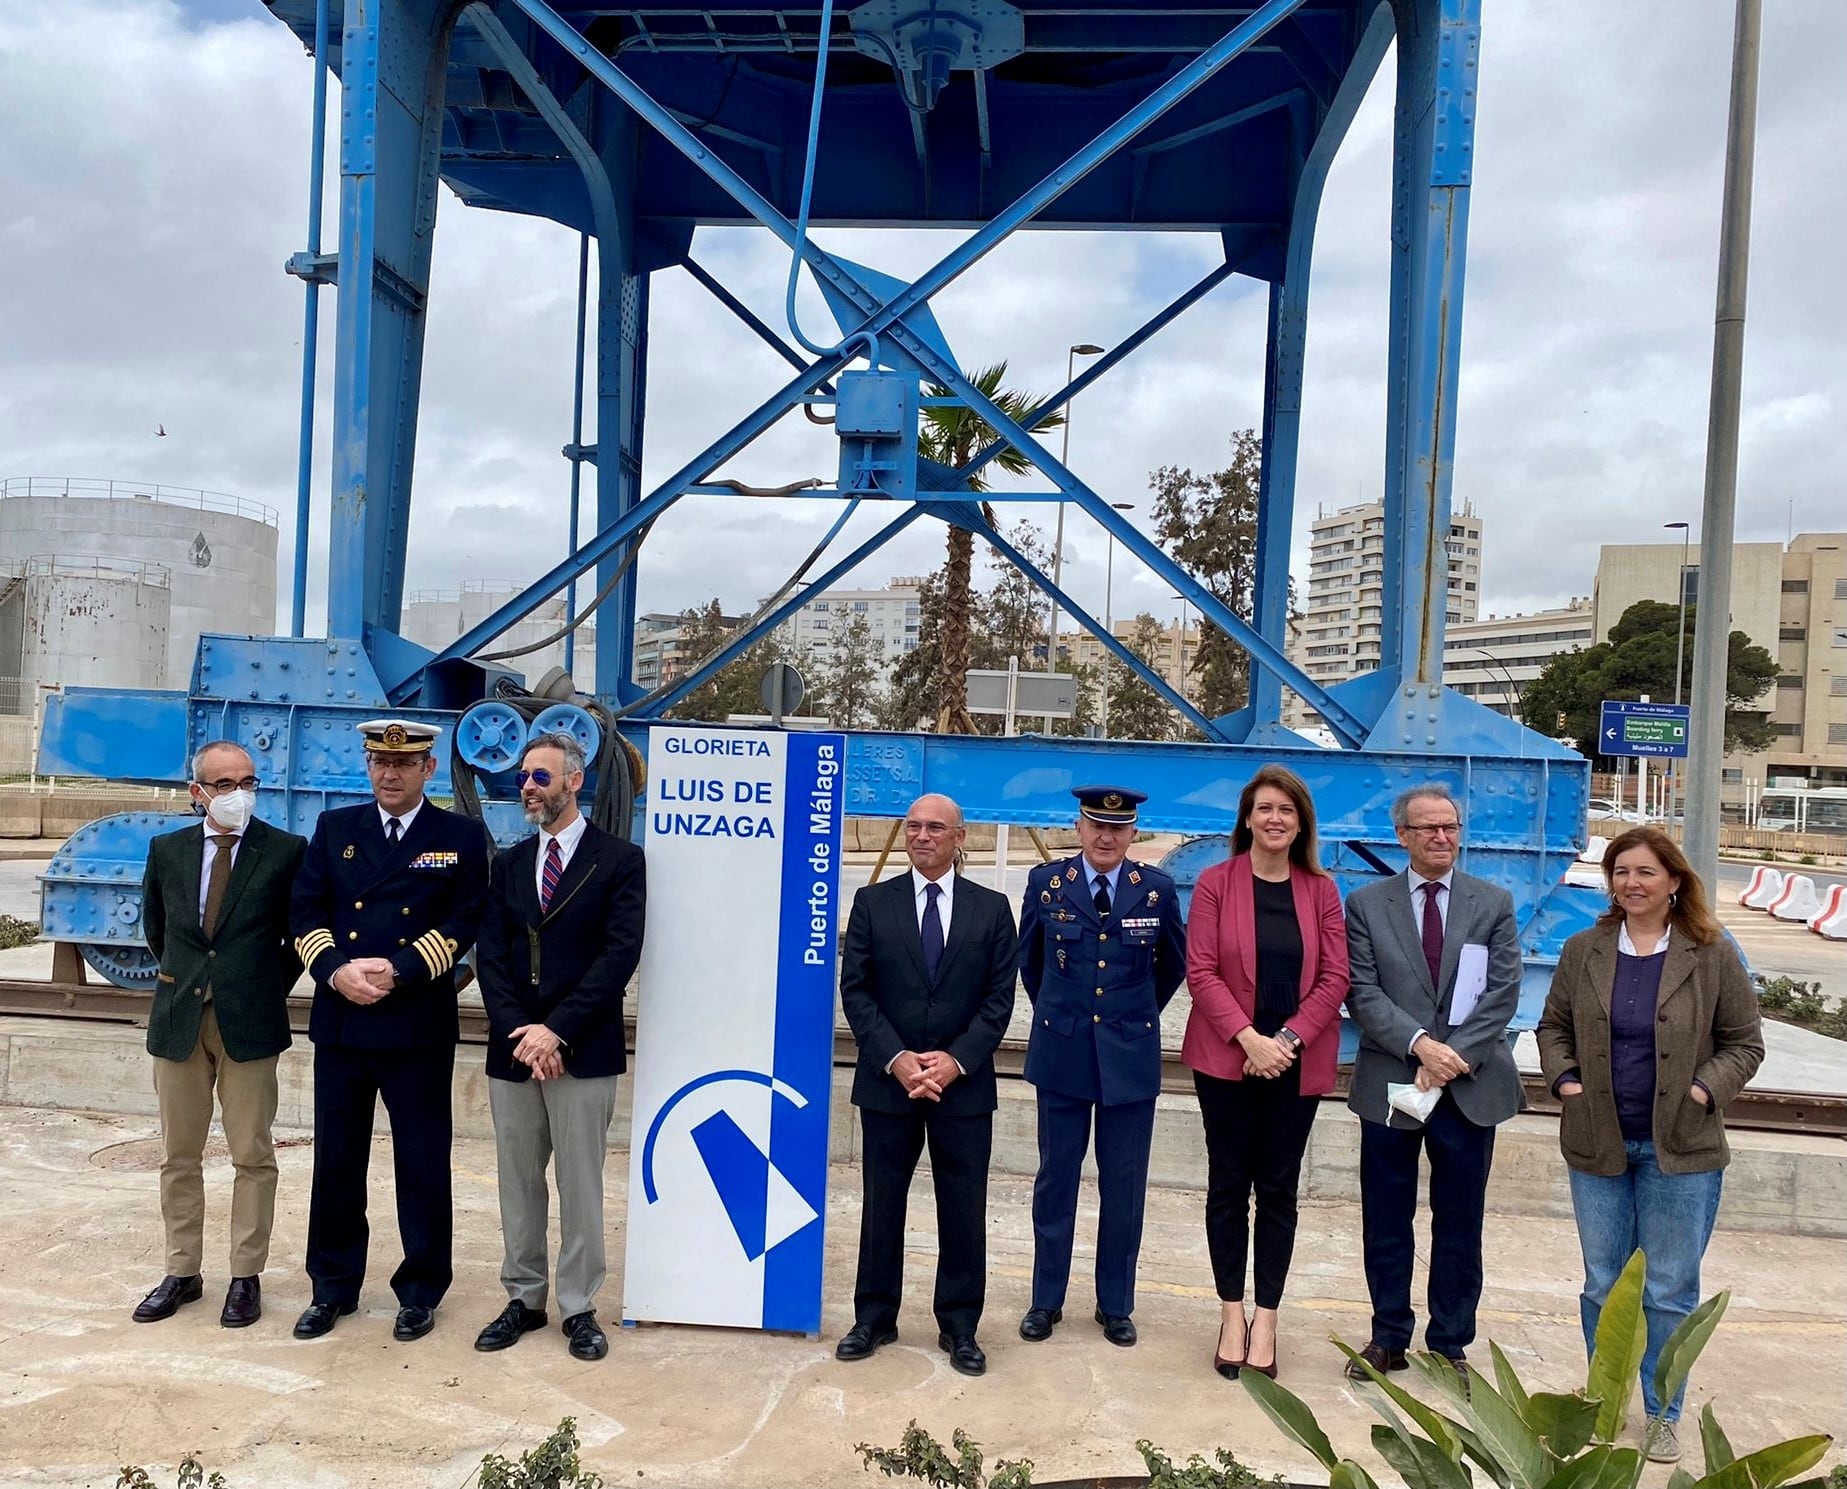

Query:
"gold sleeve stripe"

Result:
[[413, 930, 453, 978], [295, 930, 336, 966]]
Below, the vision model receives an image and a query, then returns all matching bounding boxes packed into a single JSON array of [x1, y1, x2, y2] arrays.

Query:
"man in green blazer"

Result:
[[134, 740, 307, 1329]]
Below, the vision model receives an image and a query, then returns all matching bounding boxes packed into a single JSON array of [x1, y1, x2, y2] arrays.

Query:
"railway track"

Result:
[[3, 978, 1842, 1139]]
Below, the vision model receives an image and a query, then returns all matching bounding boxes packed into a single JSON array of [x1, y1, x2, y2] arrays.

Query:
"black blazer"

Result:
[[475, 822, 646, 1082], [839, 872, 1019, 1117], [141, 816, 308, 1063], [289, 800, 492, 1050]]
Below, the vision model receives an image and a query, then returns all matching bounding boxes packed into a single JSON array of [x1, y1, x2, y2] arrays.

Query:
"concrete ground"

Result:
[[0, 1104, 1841, 1489]]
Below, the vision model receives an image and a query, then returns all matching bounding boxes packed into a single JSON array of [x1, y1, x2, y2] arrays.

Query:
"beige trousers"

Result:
[[151, 1002, 281, 1277]]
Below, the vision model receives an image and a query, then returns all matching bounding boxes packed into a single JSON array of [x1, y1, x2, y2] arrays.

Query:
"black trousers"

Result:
[[306, 1041, 456, 1309], [853, 1105, 992, 1337], [1193, 1065, 1320, 1309], [1358, 1089, 1496, 1357]]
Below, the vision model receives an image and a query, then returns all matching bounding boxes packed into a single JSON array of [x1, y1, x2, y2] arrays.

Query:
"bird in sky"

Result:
[[156, 423, 167, 437]]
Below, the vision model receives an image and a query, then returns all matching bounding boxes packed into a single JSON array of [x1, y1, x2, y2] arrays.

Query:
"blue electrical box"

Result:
[[835, 370, 919, 501]]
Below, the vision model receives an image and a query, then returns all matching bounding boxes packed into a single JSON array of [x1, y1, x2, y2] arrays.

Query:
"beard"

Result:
[[523, 790, 569, 828]]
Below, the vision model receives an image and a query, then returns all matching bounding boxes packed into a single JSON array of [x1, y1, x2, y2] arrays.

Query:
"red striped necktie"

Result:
[[541, 837, 563, 913]]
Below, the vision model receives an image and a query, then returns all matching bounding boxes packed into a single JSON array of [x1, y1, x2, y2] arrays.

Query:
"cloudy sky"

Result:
[[1, 0, 1841, 648]]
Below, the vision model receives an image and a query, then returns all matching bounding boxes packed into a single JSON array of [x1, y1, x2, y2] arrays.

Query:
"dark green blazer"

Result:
[[141, 815, 309, 1063]]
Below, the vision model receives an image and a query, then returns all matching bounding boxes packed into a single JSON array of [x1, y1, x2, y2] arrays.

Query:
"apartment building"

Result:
[[1442, 599, 1595, 720], [773, 577, 924, 674]]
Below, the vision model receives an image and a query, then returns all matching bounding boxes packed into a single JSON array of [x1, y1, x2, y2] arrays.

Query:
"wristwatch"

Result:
[[1276, 1027, 1303, 1052]]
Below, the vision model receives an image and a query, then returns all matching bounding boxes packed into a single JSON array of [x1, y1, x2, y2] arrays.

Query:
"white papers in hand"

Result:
[[1387, 1081, 1441, 1125], [1450, 943, 1489, 1025]]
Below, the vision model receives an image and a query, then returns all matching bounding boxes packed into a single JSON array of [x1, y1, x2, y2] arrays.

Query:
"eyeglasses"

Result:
[[1406, 822, 1461, 838], [200, 776, 259, 793], [516, 768, 556, 788]]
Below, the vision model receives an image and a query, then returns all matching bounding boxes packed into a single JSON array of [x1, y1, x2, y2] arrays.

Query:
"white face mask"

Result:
[[206, 788, 256, 832]]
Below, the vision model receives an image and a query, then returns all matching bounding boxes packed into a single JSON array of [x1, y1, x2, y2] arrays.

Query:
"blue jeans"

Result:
[[1568, 1140, 1723, 1422]]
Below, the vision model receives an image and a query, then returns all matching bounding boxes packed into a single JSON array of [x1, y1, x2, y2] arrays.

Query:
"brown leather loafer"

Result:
[[132, 1274, 203, 1323], [1345, 1340, 1409, 1380], [220, 1276, 261, 1329]]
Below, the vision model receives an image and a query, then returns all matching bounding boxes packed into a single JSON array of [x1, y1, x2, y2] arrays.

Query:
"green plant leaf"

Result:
[[1524, 1394, 1603, 1459], [1667, 1470, 1699, 1489], [1542, 1444, 1617, 1489], [1432, 1358, 1559, 1488], [1490, 1342, 1533, 1419], [1371, 1425, 1474, 1489], [1654, 1291, 1729, 1410], [1699, 1407, 1735, 1473], [1587, 1252, 1650, 1443], [1694, 1437, 1833, 1489], [1331, 1462, 1386, 1489], [1457, 1429, 1516, 1489], [1594, 1447, 1646, 1489], [1241, 1371, 1339, 1470], [1408, 1351, 1475, 1411], [1332, 1340, 1465, 1462]]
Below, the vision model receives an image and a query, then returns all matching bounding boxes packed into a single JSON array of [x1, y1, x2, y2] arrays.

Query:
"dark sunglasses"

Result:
[[515, 768, 556, 788]]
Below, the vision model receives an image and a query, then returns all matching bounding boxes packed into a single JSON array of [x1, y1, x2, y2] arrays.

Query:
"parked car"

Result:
[[1587, 798, 1647, 824]]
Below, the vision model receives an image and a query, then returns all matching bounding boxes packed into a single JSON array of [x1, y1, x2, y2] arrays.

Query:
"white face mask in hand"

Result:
[[207, 788, 256, 832]]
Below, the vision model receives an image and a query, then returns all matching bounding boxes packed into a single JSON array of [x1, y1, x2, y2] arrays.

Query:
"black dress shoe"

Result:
[[563, 1312, 608, 1361], [1018, 1306, 1063, 1342], [220, 1276, 261, 1329], [834, 1322, 898, 1360], [1346, 1340, 1410, 1380], [132, 1274, 203, 1324], [292, 1300, 356, 1339], [1094, 1308, 1137, 1347], [474, 1300, 547, 1352], [1439, 1352, 1471, 1398], [393, 1304, 436, 1341], [938, 1332, 986, 1377]]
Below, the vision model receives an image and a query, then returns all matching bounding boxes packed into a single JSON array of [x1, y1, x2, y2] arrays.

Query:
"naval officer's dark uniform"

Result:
[[1019, 820, 1185, 1329], [290, 796, 490, 1314]]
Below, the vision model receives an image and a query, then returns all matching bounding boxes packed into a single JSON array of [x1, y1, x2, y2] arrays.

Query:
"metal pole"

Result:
[[994, 656, 1018, 891], [288, 0, 330, 637], [1665, 520, 1690, 822], [1099, 500, 1134, 738], [1686, 0, 1761, 885], [564, 234, 590, 676]]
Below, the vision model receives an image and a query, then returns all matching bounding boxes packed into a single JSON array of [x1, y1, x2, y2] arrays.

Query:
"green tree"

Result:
[[881, 570, 952, 731], [662, 599, 790, 724], [1525, 600, 1778, 757], [917, 363, 1064, 731], [1149, 429, 1262, 719], [808, 611, 885, 730], [1106, 612, 1179, 742]]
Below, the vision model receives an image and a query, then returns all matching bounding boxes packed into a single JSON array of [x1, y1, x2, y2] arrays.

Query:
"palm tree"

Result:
[[916, 362, 1064, 732]]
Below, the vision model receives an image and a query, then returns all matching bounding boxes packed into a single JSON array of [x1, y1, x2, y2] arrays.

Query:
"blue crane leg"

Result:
[[595, 266, 648, 701]]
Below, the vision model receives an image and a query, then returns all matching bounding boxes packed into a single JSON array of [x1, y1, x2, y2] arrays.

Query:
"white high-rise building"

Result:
[[773, 577, 924, 674]]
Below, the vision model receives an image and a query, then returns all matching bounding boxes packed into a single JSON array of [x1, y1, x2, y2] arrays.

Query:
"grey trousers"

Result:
[[487, 1072, 619, 1320]]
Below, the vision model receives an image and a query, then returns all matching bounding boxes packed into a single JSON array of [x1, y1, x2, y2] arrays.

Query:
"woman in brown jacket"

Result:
[[1537, 826, 1763, 1465]]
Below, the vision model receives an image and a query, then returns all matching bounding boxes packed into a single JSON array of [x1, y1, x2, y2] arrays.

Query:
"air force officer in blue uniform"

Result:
[[1017, 786, 1186, 1347]]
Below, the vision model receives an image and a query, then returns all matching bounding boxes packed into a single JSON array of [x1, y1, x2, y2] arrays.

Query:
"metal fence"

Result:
[[0, 475, 279, 528]]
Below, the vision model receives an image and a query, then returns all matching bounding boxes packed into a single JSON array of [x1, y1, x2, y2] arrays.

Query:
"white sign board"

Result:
[[623, 726, 844, 1331]]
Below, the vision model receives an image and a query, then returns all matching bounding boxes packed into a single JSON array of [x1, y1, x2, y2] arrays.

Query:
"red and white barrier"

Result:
[[1769, 875, 1822, 923], [1739, 866, 1784, 910], [1810, 884, 1847, 940]]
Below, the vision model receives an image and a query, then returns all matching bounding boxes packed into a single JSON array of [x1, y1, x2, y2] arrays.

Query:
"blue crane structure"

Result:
[[36, 0, 1596, 1010]]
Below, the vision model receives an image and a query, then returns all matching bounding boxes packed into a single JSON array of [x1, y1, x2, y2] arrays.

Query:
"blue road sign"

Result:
[[1599, 700, 1691, 759]]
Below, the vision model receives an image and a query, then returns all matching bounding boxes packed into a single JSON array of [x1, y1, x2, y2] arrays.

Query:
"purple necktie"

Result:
[[921, 881, 944, 981], [541, 837, 563, 914], [1421, 880, 1444, 989]]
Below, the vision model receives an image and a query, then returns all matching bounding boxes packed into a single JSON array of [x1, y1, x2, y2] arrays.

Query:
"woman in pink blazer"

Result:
[[1181, 764, 1349, 1382]]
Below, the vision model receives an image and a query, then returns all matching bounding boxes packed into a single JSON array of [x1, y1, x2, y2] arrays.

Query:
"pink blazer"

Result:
[[1180, 854, 1351, 1095]]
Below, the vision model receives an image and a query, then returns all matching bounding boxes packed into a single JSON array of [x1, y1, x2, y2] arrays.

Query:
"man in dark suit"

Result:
[[1343, 783, 1523, 1385], [472, 731, 645, 1364], [288, 718, 490, 1343], [1017, 786, 1186, 1348], [834, 792, 1017, 1377], [134, 740, 307, 1328]]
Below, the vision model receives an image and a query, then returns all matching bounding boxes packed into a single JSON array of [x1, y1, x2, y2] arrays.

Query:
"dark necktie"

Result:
[[921, 881, 944, 982], [385, 816, 402, 844], [1421, 880, 1444, 989], [541, 837, 563, 914], [1093, 874, 1111, 917], [203, 833, 237, 937]]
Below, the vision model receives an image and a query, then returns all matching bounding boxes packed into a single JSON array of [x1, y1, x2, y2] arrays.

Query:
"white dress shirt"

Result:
[[378, 799, 425, 839], [1406, 867, 1455, 1055], [197, 817, 248, 921], [1618, 922, 1670, 956], [536, 813, 588, 901], [911, 866, 955, 931]]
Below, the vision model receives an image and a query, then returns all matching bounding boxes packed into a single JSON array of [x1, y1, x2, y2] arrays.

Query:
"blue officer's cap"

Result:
[[1073, 785, 1146, 825]]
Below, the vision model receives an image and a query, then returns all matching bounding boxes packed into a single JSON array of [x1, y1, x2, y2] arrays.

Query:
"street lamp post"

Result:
[[1098, 500, 1136, 736], [1170, 592, 1191, 707], [1046, 343, 1105, 665], [1471, 647, 1525, 723], [1665, 519, 1691, 822]]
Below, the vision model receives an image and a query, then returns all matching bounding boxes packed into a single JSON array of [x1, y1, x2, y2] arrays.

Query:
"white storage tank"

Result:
[[0, 477, 278, 688], [17, 556, 171, 696]]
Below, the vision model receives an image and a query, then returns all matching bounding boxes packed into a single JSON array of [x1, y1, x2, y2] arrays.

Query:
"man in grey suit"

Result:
[[1343, 784, 1522, 1384]]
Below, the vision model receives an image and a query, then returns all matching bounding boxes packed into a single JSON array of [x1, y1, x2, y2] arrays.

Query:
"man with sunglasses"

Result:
[[288, 718, 490, 1342], [133, 740, 306, 1328], [1343, 784, 1522, 1389], [472, 732, 645, 1363]]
